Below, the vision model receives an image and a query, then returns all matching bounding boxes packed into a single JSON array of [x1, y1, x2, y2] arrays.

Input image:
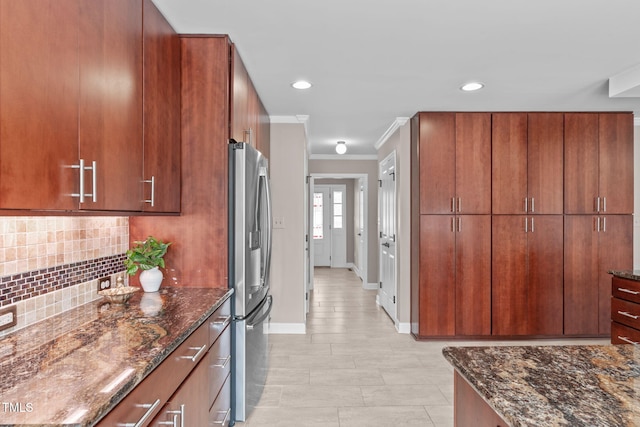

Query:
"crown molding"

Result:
[[374, 117, 410, 150]]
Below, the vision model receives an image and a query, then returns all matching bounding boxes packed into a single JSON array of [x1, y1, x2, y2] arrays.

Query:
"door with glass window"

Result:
[[313, 184, 347, 268]]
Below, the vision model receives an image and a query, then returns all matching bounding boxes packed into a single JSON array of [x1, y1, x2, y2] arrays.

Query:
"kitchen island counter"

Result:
[[0, 286, 232, 426], [443, 344, 640, 426]]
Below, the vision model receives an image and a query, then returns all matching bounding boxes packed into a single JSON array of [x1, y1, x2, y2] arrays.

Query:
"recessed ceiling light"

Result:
[[292, 80, 312, 90], [460, 82, 484, 92]]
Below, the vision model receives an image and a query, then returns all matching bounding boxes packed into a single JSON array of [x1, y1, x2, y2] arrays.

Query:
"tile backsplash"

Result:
[[0, 216, 129, 336]]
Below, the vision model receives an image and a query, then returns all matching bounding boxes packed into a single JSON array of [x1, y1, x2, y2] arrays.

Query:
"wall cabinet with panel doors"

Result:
[[141, 0, 181, 213], [564, 113, 633, 215], [415, 112, 491, 215], [491, 215, 564, 336], [564, 214, 633, 336], [412, 214, 491, 338], [0, 0, 182, 213], [230, 45, 270, 159], [492, 113, 563, 215]]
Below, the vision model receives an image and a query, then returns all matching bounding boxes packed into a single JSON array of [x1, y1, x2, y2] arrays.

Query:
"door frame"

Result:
[[378, 151, 398, 323], [310, 173, 368, 287]]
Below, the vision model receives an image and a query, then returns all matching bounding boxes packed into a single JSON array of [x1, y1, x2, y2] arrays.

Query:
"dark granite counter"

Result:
[[443, 345, 640, 426], [610, 270, 640, 282], [0, 286, 232, 426]]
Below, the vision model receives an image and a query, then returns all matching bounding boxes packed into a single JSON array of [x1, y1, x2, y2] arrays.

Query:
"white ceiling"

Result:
[[152, 0, 640, 156]]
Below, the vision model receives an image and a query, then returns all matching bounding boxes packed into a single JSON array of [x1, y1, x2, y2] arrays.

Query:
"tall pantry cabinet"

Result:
[[411, 111, 633, 339]]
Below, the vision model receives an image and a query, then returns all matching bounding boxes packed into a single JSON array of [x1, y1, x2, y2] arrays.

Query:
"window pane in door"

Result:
[[333, 190, 343, 229], [313, 192, 323, 239]]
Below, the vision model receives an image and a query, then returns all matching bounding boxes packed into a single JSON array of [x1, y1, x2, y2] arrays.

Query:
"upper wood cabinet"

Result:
[[78, 0, 143, 211], [564, 113, 633, 214], [0, 0, 80, 210], [414, 112, 491, 215], [0, 0, 147, 212], [141, 0, 181, 213], [230, 45, 270, 159], [492, 113, 563, 214]]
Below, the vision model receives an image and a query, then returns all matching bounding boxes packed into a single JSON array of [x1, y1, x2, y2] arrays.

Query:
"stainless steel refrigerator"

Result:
[[229, 140, 273, 424]]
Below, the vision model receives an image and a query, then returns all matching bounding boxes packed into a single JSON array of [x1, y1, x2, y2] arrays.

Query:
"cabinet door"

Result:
[[527, 113, 563, 214], [79, 0, 143, 211], [564, 113, 599, 214], [597, 215, 633, 334], [151, 354, 209, 427], [419, 215, 455, 336], [418, 113, 456, 214], [455, 113, 491, 214], [141, 0, 181, 213], [527, 215, 563, 335], [492, 113, 528, 214], [492, 215, 528, 335], [564, 215, 599, 335], [598, 113, 633, 214], [0, 0, 79, 210], [455, 215, 491, 336]]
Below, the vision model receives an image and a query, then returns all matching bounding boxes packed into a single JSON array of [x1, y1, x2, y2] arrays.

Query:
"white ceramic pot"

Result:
[[139, 267, 163, 292]]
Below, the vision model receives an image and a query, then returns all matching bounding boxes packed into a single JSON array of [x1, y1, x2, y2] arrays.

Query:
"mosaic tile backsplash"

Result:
[[0, 217, 129, 336]]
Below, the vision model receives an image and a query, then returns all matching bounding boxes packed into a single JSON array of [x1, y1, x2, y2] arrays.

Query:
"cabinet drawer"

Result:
[[611, 321, 640, 345], [612, 277, 640, 304], [209, 326, 231, 407], [209, 299, 231, 347], [209, 373, 231, 427], [611, 298, 640, 330], [97, 319, 210, 426]]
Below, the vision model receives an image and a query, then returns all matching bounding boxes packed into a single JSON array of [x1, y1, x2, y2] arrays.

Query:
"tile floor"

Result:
[[239, 267, 608, 427]]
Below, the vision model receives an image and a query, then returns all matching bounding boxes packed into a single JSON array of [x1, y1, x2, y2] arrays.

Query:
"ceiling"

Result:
[[152, 0, 640, 156]]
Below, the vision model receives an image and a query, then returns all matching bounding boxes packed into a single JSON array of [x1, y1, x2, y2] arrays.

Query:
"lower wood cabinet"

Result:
[[611, 276, 640, 345], [97, 298, 231, 427]]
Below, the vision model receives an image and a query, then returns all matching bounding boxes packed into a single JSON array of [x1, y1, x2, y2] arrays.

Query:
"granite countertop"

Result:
[[443, 345, 640, 427], [610, 270, 640, 282], [0, 286, 232, 426]]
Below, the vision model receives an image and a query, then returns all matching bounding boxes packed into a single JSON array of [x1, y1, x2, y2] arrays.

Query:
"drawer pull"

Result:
[[212, 408, 231, 426], [165, 404, 185, 427], [618, 336, 640, 345], [212, 315, 231, 328], [181, 345, 207, 362], [618, 287, 640, 295], [119, 398, 160, 427], [212, 355, 231, 369], [618, 311, 640, 320]]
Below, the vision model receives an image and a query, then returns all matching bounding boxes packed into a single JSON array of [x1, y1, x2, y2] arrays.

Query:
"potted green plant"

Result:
[[124, 236, 171, 292]]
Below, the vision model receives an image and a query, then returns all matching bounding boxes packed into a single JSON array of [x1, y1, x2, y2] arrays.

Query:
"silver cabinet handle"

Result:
[[119, 399, 161, 427], [212, 315, 231, 329], [530, 197, 535, 213], [456, 217, 461, 233], [524, 197, 528, 213], [595, 217, 601, 232], [87, 161, 97, 202], [602, 216, 606, 232], [143, 176, 155, 207], [603, 197, 607, 212], [596, 196, 601, 213], [524, 217, 528, 233], [450, 217, 455, 232], [618, 288, 640, 295], [165, 404, 185, 427], [244, 128, 253, 145], [457, 197, 461, 213], [180, 345, 207, 362], [618, 336, 640, 345], [212, 409, 231, 426], [618, 311, 640, 320], [212, 355, 231, 369], [451, 197, 455, 213], [531, 217, 534, 233], [71, 159, 86, 203]]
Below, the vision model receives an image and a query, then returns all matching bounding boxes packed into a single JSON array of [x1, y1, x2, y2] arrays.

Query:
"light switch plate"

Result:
[[0, 305, 17, 332]]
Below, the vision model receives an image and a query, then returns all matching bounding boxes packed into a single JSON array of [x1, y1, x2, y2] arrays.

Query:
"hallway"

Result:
[[240, 268, 607, 426]]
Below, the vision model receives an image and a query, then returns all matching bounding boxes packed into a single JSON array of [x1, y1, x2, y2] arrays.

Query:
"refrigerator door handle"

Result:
[[247, 295, 273, 330], [259, 172, 273, 289]]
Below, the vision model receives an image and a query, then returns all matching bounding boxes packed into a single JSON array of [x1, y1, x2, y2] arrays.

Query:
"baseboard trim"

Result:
[[266, 323, 306, 334], [396, 322, 411, 334], [363, 282, 378, 290]]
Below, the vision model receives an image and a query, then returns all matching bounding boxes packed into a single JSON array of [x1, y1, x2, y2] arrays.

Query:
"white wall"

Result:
[[268, 122, 307, 333]]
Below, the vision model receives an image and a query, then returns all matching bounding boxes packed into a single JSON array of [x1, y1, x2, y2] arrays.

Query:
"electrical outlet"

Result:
[[273, 217, 285, 229], [98, 276, 112, 292], [0, 306, 17, 332]]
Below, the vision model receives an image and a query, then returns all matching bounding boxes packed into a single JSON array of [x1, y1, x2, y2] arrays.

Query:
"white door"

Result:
[[313, 186, 331, 266], [379, 152, 397, 320], [355, 180, 365, 280], [330, 185, 347, 268], [305, 176, 314, 314]]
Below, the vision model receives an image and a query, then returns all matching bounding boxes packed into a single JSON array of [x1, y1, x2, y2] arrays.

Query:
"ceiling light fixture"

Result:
[[292, 80, 312, 90], [460, 82, 484, 92], [335, 140, 347, 154]]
